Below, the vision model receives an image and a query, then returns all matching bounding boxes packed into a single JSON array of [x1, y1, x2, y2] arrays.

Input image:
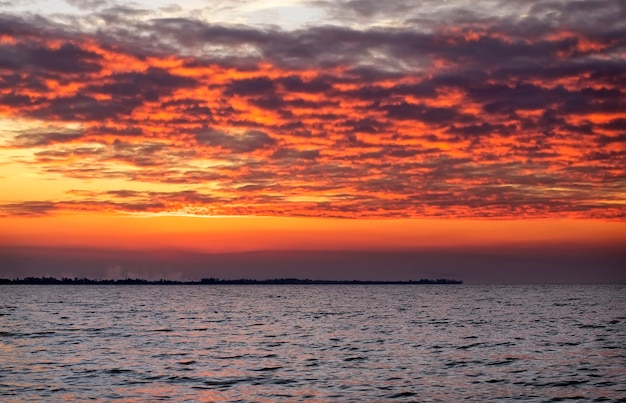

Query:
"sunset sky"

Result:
[[0, 0, 624, 282]]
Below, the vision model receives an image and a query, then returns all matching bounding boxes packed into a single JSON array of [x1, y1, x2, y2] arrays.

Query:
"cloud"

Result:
[[11, 128, 84, 147], [226, 77, 276, 96], [195, 129, 276, 153], [86, 67, 197, 101], [0, 0, 624, 219], [271, 147, 319, 160], [0, 41, 102, 73], [0, 201, 57, 217], [65, 0, 110, 11]]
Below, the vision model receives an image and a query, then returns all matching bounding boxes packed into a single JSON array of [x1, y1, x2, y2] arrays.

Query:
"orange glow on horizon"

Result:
[[1, 213, 624, 253]]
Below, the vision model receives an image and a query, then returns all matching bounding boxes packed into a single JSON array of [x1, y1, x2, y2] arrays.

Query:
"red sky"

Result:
[[0, 0, 624, 282]]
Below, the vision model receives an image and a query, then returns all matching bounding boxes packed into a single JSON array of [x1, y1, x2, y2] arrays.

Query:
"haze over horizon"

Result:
[[0, 0, 624, 283]]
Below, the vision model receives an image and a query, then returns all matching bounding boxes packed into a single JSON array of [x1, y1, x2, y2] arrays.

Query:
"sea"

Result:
[[1, 284, 624, 402]]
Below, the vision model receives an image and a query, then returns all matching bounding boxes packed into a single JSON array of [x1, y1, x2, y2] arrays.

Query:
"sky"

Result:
[[0, 0, 624, 283]]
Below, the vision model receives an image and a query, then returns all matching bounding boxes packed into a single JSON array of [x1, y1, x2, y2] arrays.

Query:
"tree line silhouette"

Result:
[[0, 277, 462, 285]]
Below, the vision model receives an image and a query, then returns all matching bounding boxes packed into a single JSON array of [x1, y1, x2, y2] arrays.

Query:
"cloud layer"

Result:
[[0, 0, 624, 218]]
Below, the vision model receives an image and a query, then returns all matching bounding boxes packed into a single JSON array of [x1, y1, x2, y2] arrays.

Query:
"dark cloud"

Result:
[[248, 95, 284, 110], [161, 98, 212, 120], [597, 134, 626, 146], [278, 75, 333, 93], [360, 146, 437, 159], [109, 140, 173, 167], [601, 118, 626, 131], [86, 67, 197, 102], [195, 129, 276, 153], [343, 117, 388, 134], [226, 77, 276, 96], [88, 125, 144, 136], [447, 123, 515, 137], [13, 129, 84, 147], [382, 102, 464, 125], [0, 41, 102, 73], [31, 94, 136, 121], [271, 148, 319, 160], [0, 93, 39, 109]]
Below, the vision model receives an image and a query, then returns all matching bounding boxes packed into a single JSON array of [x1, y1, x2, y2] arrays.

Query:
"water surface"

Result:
[[1, 285, 625, 401]]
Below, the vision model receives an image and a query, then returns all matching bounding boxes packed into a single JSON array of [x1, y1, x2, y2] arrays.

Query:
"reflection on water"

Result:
[[1, 285, 625, 401]]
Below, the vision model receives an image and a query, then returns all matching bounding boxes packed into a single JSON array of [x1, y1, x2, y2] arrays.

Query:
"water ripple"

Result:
[[1, 284, 625, 401]]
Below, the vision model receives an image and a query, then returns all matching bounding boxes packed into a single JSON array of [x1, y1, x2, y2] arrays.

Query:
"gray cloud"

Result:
[[195, 129, 276, 153], [12, 128, 84, 147]]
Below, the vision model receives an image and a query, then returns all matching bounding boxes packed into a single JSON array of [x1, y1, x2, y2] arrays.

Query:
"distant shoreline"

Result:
[[0, 277, 462, 285]]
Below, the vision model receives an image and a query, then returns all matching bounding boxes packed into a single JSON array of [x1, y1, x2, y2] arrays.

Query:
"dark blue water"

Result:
[[1, 285, 625, 401]]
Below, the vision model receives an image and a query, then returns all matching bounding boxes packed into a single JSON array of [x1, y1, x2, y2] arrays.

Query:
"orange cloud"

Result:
[[0, 7, 624, 221]]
